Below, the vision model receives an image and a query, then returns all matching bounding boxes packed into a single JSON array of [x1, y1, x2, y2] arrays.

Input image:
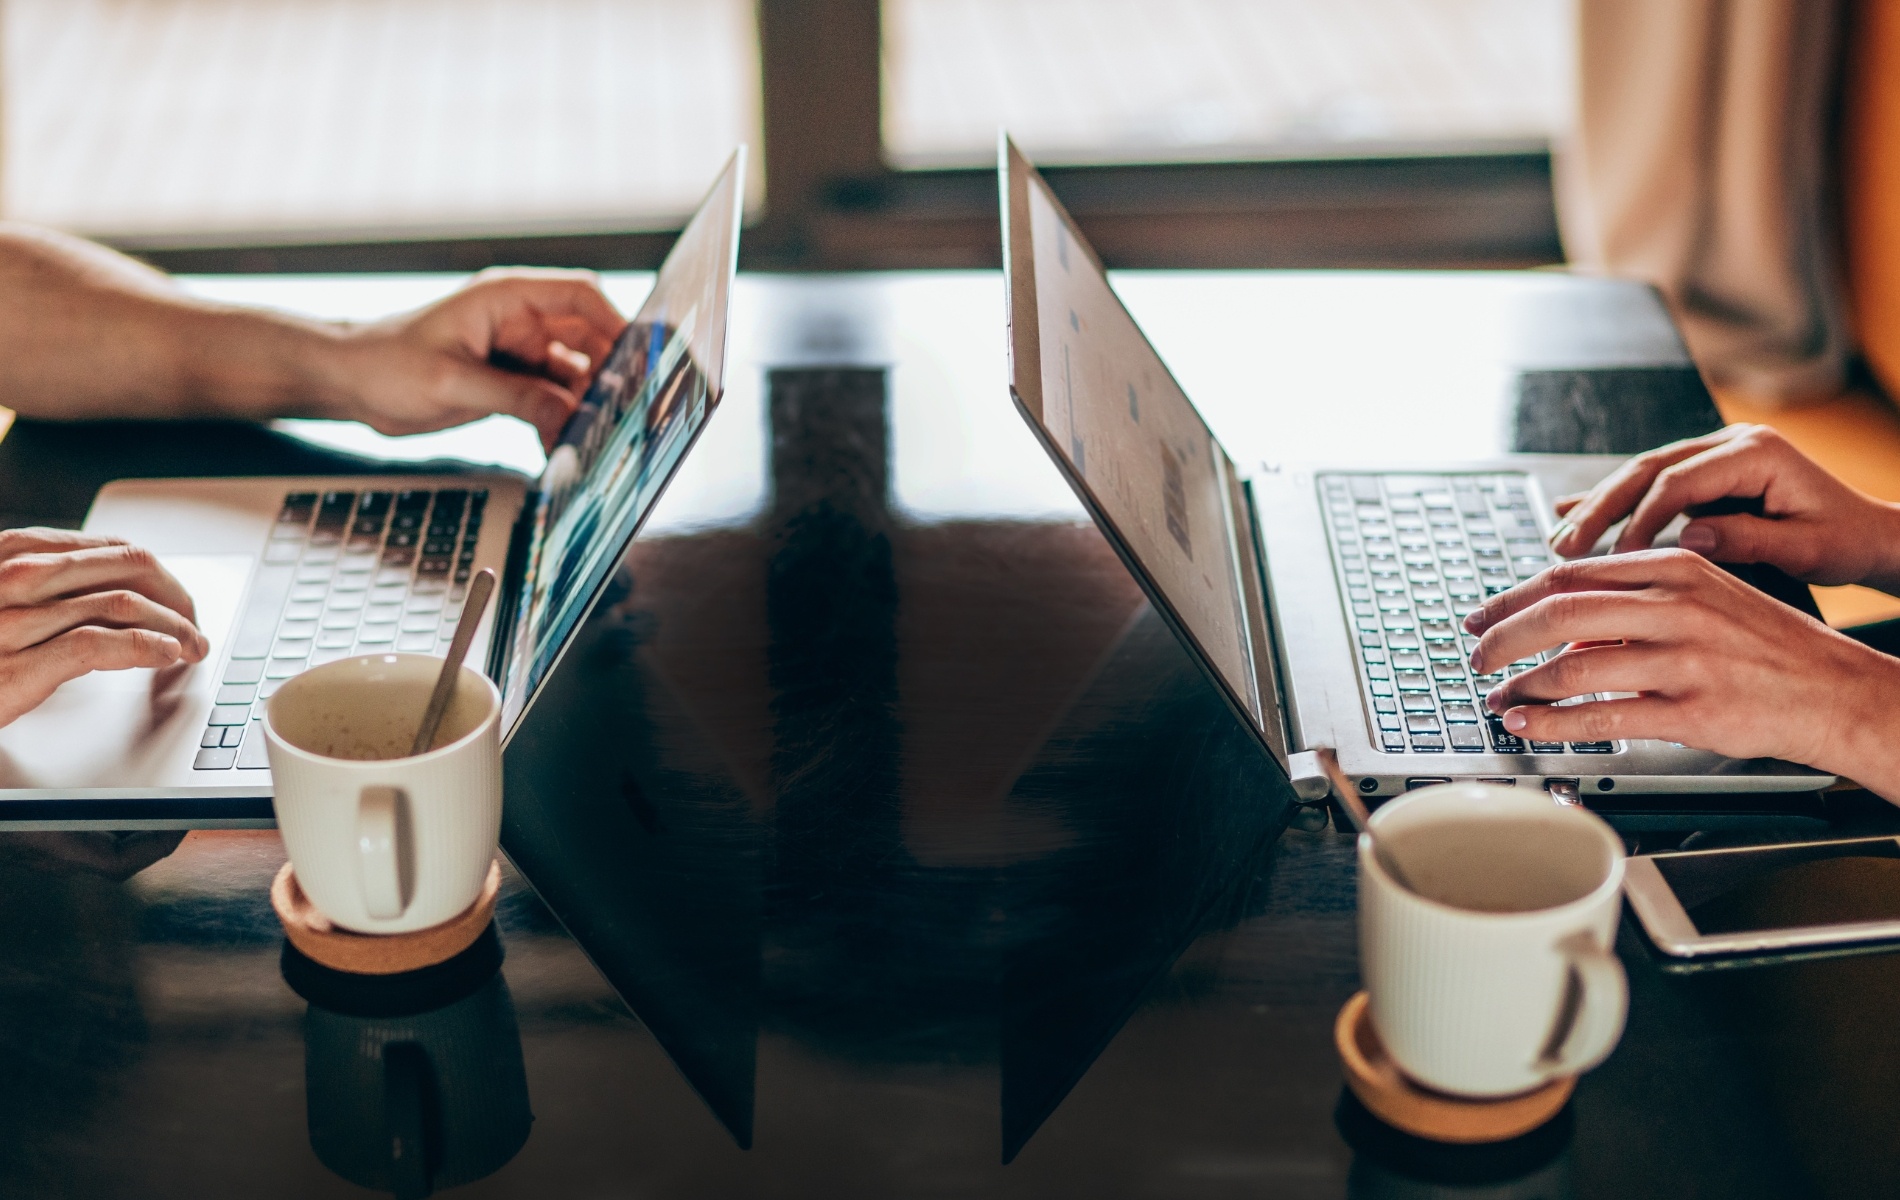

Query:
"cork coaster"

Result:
[[271, 859, 501, 976], [1335, 990, 1574, 1144]]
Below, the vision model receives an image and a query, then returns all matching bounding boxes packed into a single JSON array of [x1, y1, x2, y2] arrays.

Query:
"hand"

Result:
[[1463, 549, 1900, 795], [329, 268, 627, 451], [3, 830, 186, 881], [1547, 425, 1900, 592], [0, 529, 209, 728]]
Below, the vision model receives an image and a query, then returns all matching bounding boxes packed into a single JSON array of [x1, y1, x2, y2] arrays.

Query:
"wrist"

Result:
[[1857, 500, 1900, 595], [175, 305, 360, 424], [1815, 637, 1900, 803]]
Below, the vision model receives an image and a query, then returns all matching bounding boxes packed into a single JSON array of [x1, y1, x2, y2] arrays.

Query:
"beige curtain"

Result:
[[1556, 0, 1850, 406], [0, 0, 7, 223]]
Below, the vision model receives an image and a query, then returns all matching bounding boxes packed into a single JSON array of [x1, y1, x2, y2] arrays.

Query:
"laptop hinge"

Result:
[[1238, 477, 1299, 760], [486, 489, 540, 688], [1289, 747, 1372, 831]]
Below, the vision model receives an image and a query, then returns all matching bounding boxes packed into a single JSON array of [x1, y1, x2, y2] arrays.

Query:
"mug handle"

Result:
[[1536, 931, 1629, 1077], [356, 786, 410, 921], [383, 1041, 438, 1196]]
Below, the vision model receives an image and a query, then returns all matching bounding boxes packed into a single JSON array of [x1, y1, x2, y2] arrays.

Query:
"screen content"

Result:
[[1012, 162, 1262, 727], [500, 153, 742, 730], [1653, 838, 1900, 935]]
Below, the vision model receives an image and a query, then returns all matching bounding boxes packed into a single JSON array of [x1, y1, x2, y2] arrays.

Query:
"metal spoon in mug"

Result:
[[1313, 746, 1418, 892], [409, 568, 498, 757]]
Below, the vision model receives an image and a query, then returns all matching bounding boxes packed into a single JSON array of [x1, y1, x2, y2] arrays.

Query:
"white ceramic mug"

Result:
[[1358, 782, 1628, 1098], [264, 653, 501, 935]]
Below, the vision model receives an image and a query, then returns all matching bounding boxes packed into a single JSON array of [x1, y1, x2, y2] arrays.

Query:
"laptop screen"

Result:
[[1000, 138, 1275, 750], [499, 150, 744, 732]]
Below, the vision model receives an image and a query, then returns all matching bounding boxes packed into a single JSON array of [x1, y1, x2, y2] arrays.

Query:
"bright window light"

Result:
[[1, 0, 761, 239], [883, 0, 1574, 168]]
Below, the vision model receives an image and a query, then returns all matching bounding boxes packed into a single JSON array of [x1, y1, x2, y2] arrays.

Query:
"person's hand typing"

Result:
[[0, 529, 208, 727], [326, 268, 628, 451], [1547, 425, 1900, 593], [1463, 549, 1900, 799]]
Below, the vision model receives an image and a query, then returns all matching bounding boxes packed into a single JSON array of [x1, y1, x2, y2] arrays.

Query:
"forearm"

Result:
[[0, 224, 357, 424]]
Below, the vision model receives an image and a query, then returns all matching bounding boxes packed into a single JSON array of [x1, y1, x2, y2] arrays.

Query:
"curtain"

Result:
[[1556, 0, 1850, 407]]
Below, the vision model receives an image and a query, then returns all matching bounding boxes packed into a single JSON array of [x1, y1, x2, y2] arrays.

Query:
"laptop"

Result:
[[0, 150, 745, 826], [997, 137, 1832, 806]]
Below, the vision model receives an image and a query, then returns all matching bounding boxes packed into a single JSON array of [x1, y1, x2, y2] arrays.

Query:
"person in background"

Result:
[[0, 223, 626, 726], [1468, 424, 1900, 803]]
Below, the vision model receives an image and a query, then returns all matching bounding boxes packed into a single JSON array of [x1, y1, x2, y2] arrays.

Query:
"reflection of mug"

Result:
[[292, 933, 533, 1196], [265, 654, 500, 934], [1359, 784, 1628, 1099], [1337, 1090, 1576, 1200]]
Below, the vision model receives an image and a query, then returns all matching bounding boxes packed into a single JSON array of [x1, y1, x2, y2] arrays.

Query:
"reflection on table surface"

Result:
[[0, 271, 1896, 1197], [504, 364, 1295, 1163]]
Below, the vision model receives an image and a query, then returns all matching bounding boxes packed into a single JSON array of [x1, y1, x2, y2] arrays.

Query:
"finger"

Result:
[[1677, 513, 1823, 574], [1552, 493, 1585, 517], [1494, 694, 1681, 745], [1463, 549, 1702, 635], [536, 340, 595, 389], [1551, 428, 1745, 557], [486, 324, 609, 384], [539, 316, 618, 371], [1483, 643, 1673, 710], [472, 267, 626, 326], [1470, 589, 1690, 674], [0, 589, 208, 659], [449, 363, 581, 451], [1615, 435, 1782, 552], [0, 626, 185, 725], [489, 317, 616, 386], [0, 543, 198, 621], [467, 271, 626, 358], [0, 527, 127, 563]]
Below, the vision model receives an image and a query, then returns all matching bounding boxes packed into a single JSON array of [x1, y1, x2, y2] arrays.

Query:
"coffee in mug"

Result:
[[1358, 782, 1628, 1098], [265, 653, 502, 935]]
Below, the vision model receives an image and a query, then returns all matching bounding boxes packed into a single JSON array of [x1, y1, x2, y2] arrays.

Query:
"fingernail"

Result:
[[1468, 648, 1486, 674], [1502, 709, 1528, 732], [1547, 520, 1572, 549], [1680, 523, 1716, 553], [1485, 687, 1505, 713], [1464, 609, 1487, 634]]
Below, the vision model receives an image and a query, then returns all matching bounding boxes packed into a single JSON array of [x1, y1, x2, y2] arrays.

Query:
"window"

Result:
[[1, 0, 761, 239], [0, 0, 1565, 269], [883, 0, 1573, 168]]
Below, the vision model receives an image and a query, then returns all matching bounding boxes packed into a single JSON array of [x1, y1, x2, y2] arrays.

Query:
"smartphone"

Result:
[[1626, 835, 1900, 959]]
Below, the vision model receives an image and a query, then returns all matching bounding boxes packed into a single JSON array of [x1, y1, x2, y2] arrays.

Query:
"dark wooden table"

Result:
[[0, 271, 1894, 1198]]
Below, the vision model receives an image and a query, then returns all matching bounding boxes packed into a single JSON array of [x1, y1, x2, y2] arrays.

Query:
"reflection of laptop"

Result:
[[998, 137, 1831, 804], [0, 150, 745, 824]]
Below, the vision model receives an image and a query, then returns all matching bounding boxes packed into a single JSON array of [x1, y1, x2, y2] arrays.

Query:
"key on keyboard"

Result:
[[1319, 472, 1619, 759], [192, 487, 487, 770]]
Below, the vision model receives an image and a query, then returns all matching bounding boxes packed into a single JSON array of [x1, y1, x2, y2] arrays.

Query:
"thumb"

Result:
[[1679, 514, 1817, 574], [457, 364, 580, 451]]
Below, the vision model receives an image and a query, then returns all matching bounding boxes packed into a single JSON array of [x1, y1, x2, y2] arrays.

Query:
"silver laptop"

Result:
[[998, 137, 1831, 805], [0, 150, 745, 826]]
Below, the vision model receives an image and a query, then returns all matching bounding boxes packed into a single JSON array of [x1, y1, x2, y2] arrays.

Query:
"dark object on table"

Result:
[[1513, 365, 1725, 456]]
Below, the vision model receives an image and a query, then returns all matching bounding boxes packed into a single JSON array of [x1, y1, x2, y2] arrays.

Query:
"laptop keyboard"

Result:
[[1319, 473, 1617, 757], [192, 488, 487, 771]]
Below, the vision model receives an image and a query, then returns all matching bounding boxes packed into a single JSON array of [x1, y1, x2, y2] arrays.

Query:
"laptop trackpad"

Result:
[[0, 554, 252, 790]]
